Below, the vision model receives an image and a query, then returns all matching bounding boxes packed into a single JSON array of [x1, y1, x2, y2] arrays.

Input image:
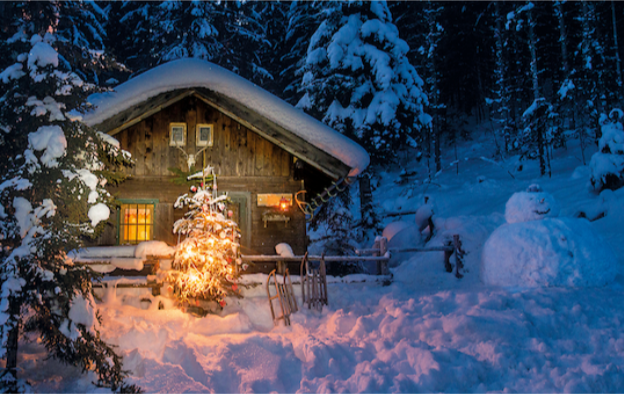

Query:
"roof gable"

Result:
[[81, 59, 369, 178]]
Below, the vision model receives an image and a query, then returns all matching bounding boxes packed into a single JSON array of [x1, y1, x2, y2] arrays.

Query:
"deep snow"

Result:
[[7, 126, 624, 393]]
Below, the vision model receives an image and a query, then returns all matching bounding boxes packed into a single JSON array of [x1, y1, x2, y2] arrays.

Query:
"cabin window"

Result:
[[169, 123, 187, 147], [196, 123, 213, 147], [118, 202, 156, 244]]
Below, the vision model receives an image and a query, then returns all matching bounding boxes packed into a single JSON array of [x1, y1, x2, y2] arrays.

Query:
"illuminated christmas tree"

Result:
[[167, 169, 244, 310]]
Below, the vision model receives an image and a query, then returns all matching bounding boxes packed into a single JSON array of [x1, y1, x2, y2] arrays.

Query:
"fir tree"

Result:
[[279, 0, 320, 105], [0, 3, 137, 392], [297, 0, 429, 163], [167, 169, 243, 310]]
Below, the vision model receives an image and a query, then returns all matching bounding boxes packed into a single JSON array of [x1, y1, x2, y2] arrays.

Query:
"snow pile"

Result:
[[81, 59, 369, 176], [504, 184, 560, 223], [590, 109, 624, 190], [135, 241, 175, 258], [275, 243, 295, 258], [482, 217, 617, 288], [382, 221, 411, 242], [382, 221, 422, 267]]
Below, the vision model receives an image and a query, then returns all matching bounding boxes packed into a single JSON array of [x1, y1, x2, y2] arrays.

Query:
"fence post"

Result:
[[453, 234, 463, 279], [373, 237, 381, 274], [379, 236, 388, 276]]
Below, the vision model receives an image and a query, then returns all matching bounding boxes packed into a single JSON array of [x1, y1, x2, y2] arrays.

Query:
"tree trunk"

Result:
[[555, 2, 569, 80], [527, 5, 546, 176], [5, 299, 20, 381], [613, 1, 622, 103], [494, 1, 512, 152]]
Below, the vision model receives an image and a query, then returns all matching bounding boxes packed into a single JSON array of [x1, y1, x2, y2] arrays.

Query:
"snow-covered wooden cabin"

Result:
[[82, 59, 369, 264]]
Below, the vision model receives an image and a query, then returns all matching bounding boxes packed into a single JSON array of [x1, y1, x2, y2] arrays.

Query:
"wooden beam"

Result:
[[241, 255, 390, 262]]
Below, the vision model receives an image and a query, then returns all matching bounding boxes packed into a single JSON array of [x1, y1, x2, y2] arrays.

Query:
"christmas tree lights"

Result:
[[167, 169, 243, 308]]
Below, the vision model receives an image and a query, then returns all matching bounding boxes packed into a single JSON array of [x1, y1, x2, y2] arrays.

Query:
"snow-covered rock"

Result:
[[504, 185, 560, 223], [482, 218, 617, 288]]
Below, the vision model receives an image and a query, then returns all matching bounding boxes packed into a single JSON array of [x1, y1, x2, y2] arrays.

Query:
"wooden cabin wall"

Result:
[[116, 96, 291, 178], [94, 96, 308, 256]]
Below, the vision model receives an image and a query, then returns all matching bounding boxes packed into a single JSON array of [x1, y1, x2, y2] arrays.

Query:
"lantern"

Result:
[[279, 196, 289, 212]]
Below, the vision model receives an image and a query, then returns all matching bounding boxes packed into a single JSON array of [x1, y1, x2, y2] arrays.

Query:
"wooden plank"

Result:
[[246, 127, 255, 176], [144, 118, 154, 175], [231, 119, 241, 176], [151, 112, 162, 176], [254, 136, 265, 175], [241, 255, 390, 262], [237, 124, 248, 177]]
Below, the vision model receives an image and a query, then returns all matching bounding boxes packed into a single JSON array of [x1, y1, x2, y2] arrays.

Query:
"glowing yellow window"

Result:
[[120, 203, 154, 244]]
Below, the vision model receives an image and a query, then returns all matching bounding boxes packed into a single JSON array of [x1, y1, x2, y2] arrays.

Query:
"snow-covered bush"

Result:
[[481, 218, 617, 288], [504, 184, 560, 223], [590, 109, 624, 191]]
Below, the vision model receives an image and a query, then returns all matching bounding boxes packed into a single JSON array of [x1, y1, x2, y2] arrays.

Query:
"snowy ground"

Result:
[[10, 128, 624, 392]]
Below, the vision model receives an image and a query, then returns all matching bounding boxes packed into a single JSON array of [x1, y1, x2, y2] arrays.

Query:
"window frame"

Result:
[[116, 198, 159, 245], [196, 123, 214, 147], [169, 122, 187, 147]]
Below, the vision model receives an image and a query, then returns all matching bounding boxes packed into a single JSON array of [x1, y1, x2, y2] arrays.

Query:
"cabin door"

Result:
[[227, 192, 251, 253]]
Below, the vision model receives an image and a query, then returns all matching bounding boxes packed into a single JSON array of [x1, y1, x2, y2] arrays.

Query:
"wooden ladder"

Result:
[[266, 268, 298, 326], [300, 252, 328, 311]]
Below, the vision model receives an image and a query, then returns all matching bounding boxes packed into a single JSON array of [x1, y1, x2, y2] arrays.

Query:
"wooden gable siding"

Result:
[[117, 96, 291, 178], [96, 96, 308, 258]]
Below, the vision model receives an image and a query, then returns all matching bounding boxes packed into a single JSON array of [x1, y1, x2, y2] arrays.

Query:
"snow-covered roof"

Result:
[[82, 59, 369, 177]]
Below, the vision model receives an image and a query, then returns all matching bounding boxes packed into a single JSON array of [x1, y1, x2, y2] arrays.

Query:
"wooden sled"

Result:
[[300, 252, 328, 311], [266, 268, 298, 326]]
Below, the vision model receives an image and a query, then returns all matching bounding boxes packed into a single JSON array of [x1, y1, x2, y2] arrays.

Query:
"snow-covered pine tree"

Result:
[[590, 108, 624, 190], [167, 171, 243, 312], [508, 2, 556, 177], [153, 0, 224, 63], [55, 0, 108, 85], [105, 1, 156, 77], [425, 2, 445, 172], [279, 0, 320, 105], [489, 1, 515, 154], [297, 0, 429, 162], [610, 1, 623, 104], [239, 1, 284, 94], [552, 1, 575, 149], [576, 1, 605, 148], [217, 1, 273, 86], [0, 2, 137, 392]]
